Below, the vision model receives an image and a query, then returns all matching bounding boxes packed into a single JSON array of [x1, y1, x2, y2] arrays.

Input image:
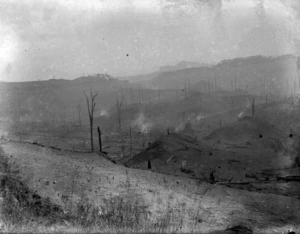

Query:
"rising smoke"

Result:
[[133, 112, 153, 133], [100, 109, 109, 117]]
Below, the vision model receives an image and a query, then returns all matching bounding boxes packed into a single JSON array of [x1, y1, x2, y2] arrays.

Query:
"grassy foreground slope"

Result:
[[0, 141, 299, 233]]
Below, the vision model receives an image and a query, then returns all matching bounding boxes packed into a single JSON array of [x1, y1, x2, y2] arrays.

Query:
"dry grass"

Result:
[[0, 146, 202, 233], [1, 141, 300, 234]]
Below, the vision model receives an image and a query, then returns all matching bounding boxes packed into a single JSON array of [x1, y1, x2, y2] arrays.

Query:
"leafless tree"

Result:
[[247, 95, 255, 117], [97, 126, 103, 153], [116, 94, 124, 133], [129, 127, 132, 156], [251, 97, 255, 117], [84, 89, 99, 152], [77, 99, 83, 127]]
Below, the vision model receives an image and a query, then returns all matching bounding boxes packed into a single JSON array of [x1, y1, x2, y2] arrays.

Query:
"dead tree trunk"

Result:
[[130, 87, 134, 104], [158, 89, 161, 103], [116, 95, 124, 133], [129, 127, 132, 157], [234, 76, 237, 96], [77, 101, 82, 128], [84, 89, 99, 152], [207, 78, 210, 95], [214, 75, 217, 93], [251, 97, 255, 117], [97, 126, 102, 153]]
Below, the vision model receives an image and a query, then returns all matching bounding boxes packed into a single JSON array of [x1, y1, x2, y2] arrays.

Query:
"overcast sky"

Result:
[[0, 0, 300, 82]]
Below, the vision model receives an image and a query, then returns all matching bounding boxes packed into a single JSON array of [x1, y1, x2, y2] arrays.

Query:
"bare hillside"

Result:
[[0, 141, 299, 233]]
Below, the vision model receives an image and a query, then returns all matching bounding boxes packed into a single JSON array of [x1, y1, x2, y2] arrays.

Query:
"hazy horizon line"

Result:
[[0, 52, 297, 84]]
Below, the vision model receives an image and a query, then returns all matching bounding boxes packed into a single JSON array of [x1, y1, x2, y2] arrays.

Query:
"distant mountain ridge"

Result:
[[118, 61, 213, 82], [0, 73, 131, 124], [140, 54, 300, 98], [74, 73, 117, 82], [159, 61, 213, 72]]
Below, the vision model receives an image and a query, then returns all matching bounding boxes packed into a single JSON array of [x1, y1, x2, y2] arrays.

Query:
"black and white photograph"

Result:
[[0, 0, 299, 233]]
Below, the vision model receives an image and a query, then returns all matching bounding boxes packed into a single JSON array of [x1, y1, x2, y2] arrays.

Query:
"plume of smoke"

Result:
[[0, 130, 8, 139], [175, 113, 205, 132], [100, 109, 109, 117], [238, 111, 245, 119], [196, 115, 204, 121], [133, 112, 153, 133]]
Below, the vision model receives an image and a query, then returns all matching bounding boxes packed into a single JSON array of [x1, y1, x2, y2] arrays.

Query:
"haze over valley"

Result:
[[0, 1, 300, 233]]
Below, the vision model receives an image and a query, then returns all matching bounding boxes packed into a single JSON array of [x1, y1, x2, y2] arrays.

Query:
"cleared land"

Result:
[[0, 140, 299, 233]]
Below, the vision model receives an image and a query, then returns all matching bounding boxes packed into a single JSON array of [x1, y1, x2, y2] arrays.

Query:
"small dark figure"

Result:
[[289, 133, 294, 138], [209, 171, 215, 184], [259, 134, 263, 138], [148, 160, 151, 170]]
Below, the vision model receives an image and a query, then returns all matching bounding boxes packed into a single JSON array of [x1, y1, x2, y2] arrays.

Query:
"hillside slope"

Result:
[[125, 127, 299, 198], [1, 140, 299, 233]]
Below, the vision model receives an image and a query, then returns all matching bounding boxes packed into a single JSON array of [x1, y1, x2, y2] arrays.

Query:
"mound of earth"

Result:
[[125, 133, 300, 198], [204, 117, 283, 151]]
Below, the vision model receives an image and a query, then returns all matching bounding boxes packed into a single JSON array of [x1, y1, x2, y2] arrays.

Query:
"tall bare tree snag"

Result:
[[84, 89, 99, 152], [116, 94, 124, 133], [158, 89, 161, 103], [214, 75, 217, 92], [251, 97, 255, 117], [234, 76, 237, 96], [130, 87, 134, 104], [77, 100, 83, 128], [129, 127, 132, 157], [97, 126, 102, 153]]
